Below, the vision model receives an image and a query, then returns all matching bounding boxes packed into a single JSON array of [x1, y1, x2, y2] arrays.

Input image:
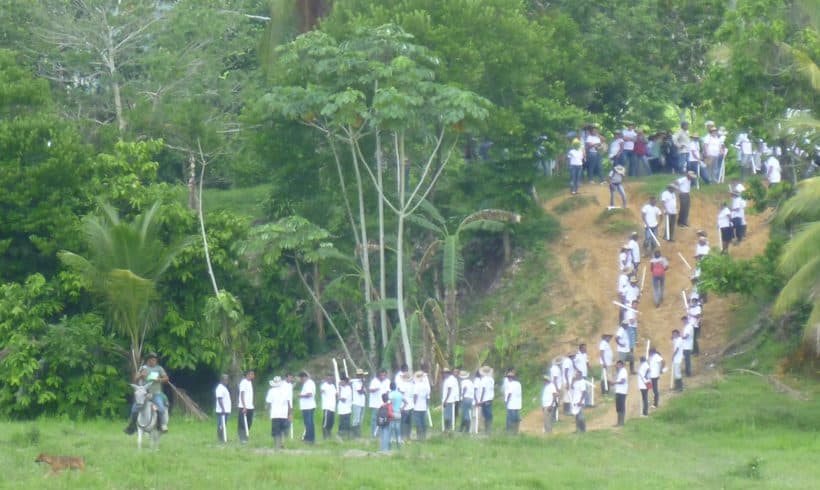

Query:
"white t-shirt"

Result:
[[615, 326, 630, 353], [642, 204, 662, 227], [676, 176, 691, 193], [550, 363, 563, 390], [265, 386, 290, 419], [238, 378, 254, 410], [585, 134, 602, 152], [637, 361, 650, 387], [648, 353, 664, 378], [622, 129, 636, 151], [688, 305, 702, 327], [682, 323, 695, 351], [574, 351, 589, 377], [568, 148, 584, 167], [614, 366, 629, 395], [599, 339, 613, 366], [731, 196, 747, 223], [299, 379, 316, 411], [337, 384, 352, 415], [367, 378, 382, 408], [718, 207, 732, 228], [460, 378, 474, 400], [703, 134, 722, 157], [609, 138, 623, 159], [625, 284, 639, 304], [351, 378, 365, 407], [672, 337, 684, 363], [688, 140, 701, 161], [766, 157, 781, 183], [403, 380, 415, 411], [320, 381, 337, 411], [695, 242, 710, 257], [413, 379, 430, 411], [542, 382, 557, 408], [660, 190, 677, 214], [505, 380, 522, 410], [562, 358, 574, 385], [442, 375, 460, 403], [480, 375, 495, 402], [618, 273, 630, 298], [628, 239, 641, 265], [571, 378, 586, 414], [215, 383, 231, 414]]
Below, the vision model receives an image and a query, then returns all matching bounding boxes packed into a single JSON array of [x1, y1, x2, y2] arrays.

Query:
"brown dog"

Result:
[[35, 453, 85, 475]]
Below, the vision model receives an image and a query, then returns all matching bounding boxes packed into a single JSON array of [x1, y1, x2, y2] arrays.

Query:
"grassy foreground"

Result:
[[2, 375, 818, 489]]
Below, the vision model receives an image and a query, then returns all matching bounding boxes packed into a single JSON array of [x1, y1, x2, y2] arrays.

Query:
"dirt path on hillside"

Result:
[[519, 179, 770, 435]]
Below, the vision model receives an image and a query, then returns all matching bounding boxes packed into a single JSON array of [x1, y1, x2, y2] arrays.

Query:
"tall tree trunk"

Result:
[[394, 132, 413, 370], [104, 26, 126, 135], [444, 288, 457, 362], [375, 126, 389, 350]]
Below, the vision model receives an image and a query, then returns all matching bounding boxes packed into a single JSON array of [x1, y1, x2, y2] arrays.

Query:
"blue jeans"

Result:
[[569, 165, 582, 193], [506, 409, 520, 433], [684, 350, 692, 377], [217, 413, 229, 441], [302, 408, 315, 442], [587, 152, 602, 182], [460, 398, 473, 432], [677, 153, 689, 173], [351, 405, 363, 429], [481, 402, 493, 433], [609, 183, 626, 207], [389, 420, 401, 447], [624, 150, 637, 176], [644, 226, 659, 251], [370, 406, 379, 437], [379, 424, 391, 452], [413, 410, 427, 440], [652, 276, 664, 306], [443, 402, 456, 431]]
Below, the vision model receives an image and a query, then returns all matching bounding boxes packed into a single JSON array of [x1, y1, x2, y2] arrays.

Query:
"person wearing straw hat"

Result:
[[237, 370, 255, 444], [599, 334, 614, 395], [627, 232, 641, 270], [477, 365, 495, 433], [319, 373, 337, 439], [458, 370, 474, 433], [441, 367, 459, 433], [399, 370, 414, 440], [570, 369, 587, 433], [215, 374, 232, 443], [730, 189, 747, 244], [541, 372, 558, 433], [648, 348, 665, 408], [337, 376, 353, 440], [660, 183, 678, 241], [412, 371, 430, 441], [676, 171, 695, 227], [637, 356, 651, 417], [618, 244, 632, 272], [504, 369, 523, 434], [695, 231, 710, 258], [350, 368, 367, 438], [265, 376, 291, 450], [608, 164, 627, 208], [613, 360, 629, 426], [297, 371, 316, 443]]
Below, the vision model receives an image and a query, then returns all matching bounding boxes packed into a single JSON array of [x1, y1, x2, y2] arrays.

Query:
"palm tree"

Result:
[[773, 177, 820, 354], [58, 202, 189, 376], [411, 204, 520, 360]]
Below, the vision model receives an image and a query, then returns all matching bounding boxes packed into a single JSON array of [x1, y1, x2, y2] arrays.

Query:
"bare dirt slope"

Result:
[[519, 179, 770, 434]]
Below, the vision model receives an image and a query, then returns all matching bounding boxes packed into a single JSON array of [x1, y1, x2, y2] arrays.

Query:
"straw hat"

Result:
[[413, 370, 426, 380], [614, 165, 626, 175], [479, 365, 494, 376], [401, 371, 412, 381], [687, 170, 696, 178], [354, 368, 368, 376], [629, 276, 639, 284], [458, 371, 471, 379], [269, 376, 283, 387]]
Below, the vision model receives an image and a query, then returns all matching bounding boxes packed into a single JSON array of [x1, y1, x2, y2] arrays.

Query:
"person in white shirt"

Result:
[[622, 123, 638, 176], [350, 369, 367, 438], [237, 370, 255, 443], [637, 356, 650, 417], [265, 376, 292, 450], [504, 370, 523, 434], [676, 171, 695, 227], [337, 376, 353, 439], [615, 322, 631, 372], [283, 373, 295, 440], [648, 348, 664, 408], [398, 371, 414, 439], [660, 184, 678, 241], [613, 360, 629, 426], [412, 371, 430, 440], [575, 344, 592, 406], [477, 365, 495, 433], [618, 245, 632, 271], [561, 354, 575, 415], [541, 373, 558, 433], [394, 364, 409, 386], [641, 197, 663, 254], [297, 371, 316, 443], [320, 374, 337, 439], [568, 139, 584, 195], [599, 334, 614, 395], [441, 368, 460, 432], [765, 149, 781, 185], [458, 371, 474, 433], [609, 165, 627, 207], [694, 233, 710, 259], [626, 232, 640, 270], [585, 125, 605, 183], [215, 374, 231, 443], [673, 122, 690, 173], [368, 370, 387, 437], [617, 264, 632, 304], [735, 131, 755, 177], [671, 329, 684, 392], [717, 202, 733, 254], [703, 125, 724, 182], [730, 191, 747, 243], [688, 298, 703, 355], [570, 370, 587, 433], [682, 316, 695, 378]]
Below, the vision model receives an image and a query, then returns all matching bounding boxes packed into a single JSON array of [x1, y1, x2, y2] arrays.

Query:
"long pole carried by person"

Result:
[[602, 367, 609, 393], [613, 300, 640, 314], [645, 339, 651, 359], [646, 226, 662, 248], [640, 265, 647, 292], [450, 402, 455, 431], [677, 252, 692, 270], [717, 224, 723, 251], [342, 359, 349, 378], [665, 214, 670, 240], [222, 414, 228, 443], [243, 412, 249, 439], [682, 290, 689, 309], [332, 358, 340, 390]]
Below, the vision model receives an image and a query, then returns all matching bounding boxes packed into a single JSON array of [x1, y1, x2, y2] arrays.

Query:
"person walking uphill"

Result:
[[641, 197, 663, 254], [237, 370, 255, 443], [660, 184, 678, 241], [650, 250, 670, 307], [609, 165, 627, 208]]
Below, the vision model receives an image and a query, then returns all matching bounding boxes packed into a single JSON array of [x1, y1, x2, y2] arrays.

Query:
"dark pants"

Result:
[[506, 409, 520, 433], [587, 152, 602, 182], [322, 409, 335, 438], [413, 410, 427, 440], [653, 276, 665, 306], [481, 402, 493, 433], [732, 217, 746, 242], [615, 393, 626, 424], [684, 350, 692, 377], [217, 413, 230, 442], [665, 214, 676, 241], [338, 413, 351, 439], [678, 193, 690, 226], [302, 408, 315, 442], [575, 408, 586, 433], [569, 165, 582, 193], [651, 377, 660, 407], [238, 409, 254, 442], [640, 388, 649, 416], [693, 327, 700, 355], [401, 410, 412, 439], [271, 418, 288, 448]]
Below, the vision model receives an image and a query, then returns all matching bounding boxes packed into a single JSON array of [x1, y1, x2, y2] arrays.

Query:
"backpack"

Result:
[[377, 405, 390, 427], [651, 260, 666, 278]]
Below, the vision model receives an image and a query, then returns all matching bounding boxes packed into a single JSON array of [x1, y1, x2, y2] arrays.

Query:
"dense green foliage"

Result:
[[0, 1, 817, 417]]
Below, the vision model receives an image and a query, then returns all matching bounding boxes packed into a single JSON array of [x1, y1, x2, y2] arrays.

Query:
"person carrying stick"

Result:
[[237, 370, 255, 444], [660, 183, 678, 241], [215, 374, 231, 443], [541, 373, 558, 433], [641, 197, 663, 254]]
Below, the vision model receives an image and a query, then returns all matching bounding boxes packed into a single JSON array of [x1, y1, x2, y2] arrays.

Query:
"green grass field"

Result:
[[4, 375, 818, 489]]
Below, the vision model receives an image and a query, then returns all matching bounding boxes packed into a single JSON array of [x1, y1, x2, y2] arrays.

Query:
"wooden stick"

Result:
[[665, 214, 670, 240], [646, 226, 662, 248], [640, 265, 647, 292], [613, 300, 640, 314], [682, 290, 689, 309], [718, 224, 723, 250], [645, 339, 650, 359], [677, 252, 692, 270], [168, 382, 208, 421], [342, 359, 349, 379]]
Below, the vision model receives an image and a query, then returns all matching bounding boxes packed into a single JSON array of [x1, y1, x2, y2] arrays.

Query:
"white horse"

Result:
[[131, 384, 162, 450]]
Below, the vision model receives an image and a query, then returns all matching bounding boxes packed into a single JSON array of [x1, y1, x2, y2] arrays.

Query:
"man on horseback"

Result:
[[124, 352, 170, 434]]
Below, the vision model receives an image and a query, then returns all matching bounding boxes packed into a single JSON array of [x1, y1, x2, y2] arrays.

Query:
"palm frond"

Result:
[[442, 234, 463, 291], [774, 255, 820, 315], [405, 214, 444, 235], [774, 178, 820, 226], [778, 221, 820, 276], [417, 240, 442, 277], [459, 219, 508, 233], [459, 209, 520, 229], [416, 198, 446, 227]]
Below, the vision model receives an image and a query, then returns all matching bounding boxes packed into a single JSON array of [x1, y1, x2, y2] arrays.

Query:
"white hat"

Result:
[[269, 376, 283, 387], [479, 365, 494, 376]]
